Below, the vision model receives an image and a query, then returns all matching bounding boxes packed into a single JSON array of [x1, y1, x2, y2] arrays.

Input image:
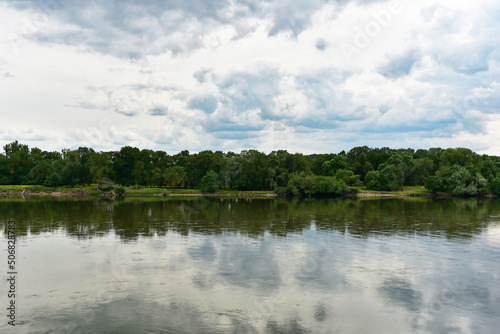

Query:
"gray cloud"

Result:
[[380, 50, 420, 78], [315, 38, 327, 51], [3, 0, 500, 154], [149, 105, 168, 116], [2, 0, 364, 58], [187, 96, 218, 114]]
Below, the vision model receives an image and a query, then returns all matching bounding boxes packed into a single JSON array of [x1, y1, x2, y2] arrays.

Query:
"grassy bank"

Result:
[[0, 185, 277, 198], [0, 184, 473, 198], [356, 186, 435, 197]]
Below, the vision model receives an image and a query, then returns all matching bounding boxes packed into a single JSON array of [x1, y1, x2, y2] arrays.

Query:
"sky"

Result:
[[0, 0, 499, 155]]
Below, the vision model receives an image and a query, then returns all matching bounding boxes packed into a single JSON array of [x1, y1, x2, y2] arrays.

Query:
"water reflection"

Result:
[[1, 197, 499, 240], [0, 197, 499, 333]]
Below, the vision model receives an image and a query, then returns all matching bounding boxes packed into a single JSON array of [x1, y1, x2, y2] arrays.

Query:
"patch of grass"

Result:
[[358, 186, 431, 195], [0, 185, 102, 194], [124, 187, 166, 194], [0, 185, 276, 197]]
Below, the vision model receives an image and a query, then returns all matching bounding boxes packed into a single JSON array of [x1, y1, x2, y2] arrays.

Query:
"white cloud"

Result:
[[0, 0, 499, 154]]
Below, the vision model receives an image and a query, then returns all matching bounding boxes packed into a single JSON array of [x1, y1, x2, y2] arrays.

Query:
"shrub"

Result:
[[282, 172, 356, 197], [200, 171, 219, 193], [425, 176, 443, 193], [365, 171, 381, 190], [491, 177, 500, 195], [96, 178, 118, 192]]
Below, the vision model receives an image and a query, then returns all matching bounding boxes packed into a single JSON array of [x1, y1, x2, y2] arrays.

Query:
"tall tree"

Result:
[[112, 146, 141, 186]]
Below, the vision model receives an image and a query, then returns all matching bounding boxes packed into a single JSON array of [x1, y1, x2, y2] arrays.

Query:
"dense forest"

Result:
[[1, 141, 500, 196]]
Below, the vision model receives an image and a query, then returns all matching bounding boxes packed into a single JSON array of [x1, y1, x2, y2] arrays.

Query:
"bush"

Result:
[[116, 186, 126, 196], [200, 171, 219, 193], [443, 165, 479, 196], [43, 173, 64, 187], [425, 176, 443, 193], [282, 172, 357, 197], [365, 171, 381, 190], [491, 177, 500, 195], [379, 163, 404, 190], [96, 178, 118, 192]]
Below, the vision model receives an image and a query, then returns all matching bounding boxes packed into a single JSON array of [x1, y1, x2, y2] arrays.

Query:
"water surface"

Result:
[[1, 197, 499, 333]]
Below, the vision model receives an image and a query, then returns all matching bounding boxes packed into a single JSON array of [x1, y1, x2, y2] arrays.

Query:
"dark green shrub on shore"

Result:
[[200, 171, 220, 193], [491, 177, 500, 195], [425, 176, 443, 193], [277, 172, 356, 197]]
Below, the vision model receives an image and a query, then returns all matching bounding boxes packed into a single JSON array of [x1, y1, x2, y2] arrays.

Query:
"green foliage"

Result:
[[163, 166, 187, 188], [410, 158, 434, 186], [43, 172, 64, 187], [335, 169, 362, 187], [235, 150, 268, 190], [482, 159, 499, 182], [151, 167, 163, 187], [28, 160, 52, 185], [89, 151, 112, 182], [491, 177, 500, 195], [116, 186, 126, 195], [365, 170, 382, 190], [364, 155, 406, 191], [310, 153, 335, 175], [282, 172, 356, 197], [113, 146, 141, 186], [379, 163, 404, 191], [322, 155, 347, 176], [96, 177, 118, 192], [425, 176, 443, 193], [1, 140, 499, 197], [442, 165, 481, 196], [200, 170, 220, 193]]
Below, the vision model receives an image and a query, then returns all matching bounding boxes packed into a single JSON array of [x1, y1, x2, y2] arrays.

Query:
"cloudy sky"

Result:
[[1, 0, 499, 155]]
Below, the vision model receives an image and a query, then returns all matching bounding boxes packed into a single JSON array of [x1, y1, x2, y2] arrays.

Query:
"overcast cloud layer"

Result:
[[1, 0, 499, 154]]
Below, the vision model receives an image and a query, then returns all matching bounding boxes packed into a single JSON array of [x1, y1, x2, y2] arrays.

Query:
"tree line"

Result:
[[1, 141, 500, 196]]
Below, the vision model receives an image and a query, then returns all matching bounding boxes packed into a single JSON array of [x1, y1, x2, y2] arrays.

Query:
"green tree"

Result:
[[481, 158, 499, 183], [77, 147, 95, 186], [186, 150, 224, 188], [365, 170, 382, 190], [113, 146, 141, 186], [0, 154, 12, 184], [3, 141, 30, 184], [335, 169, 362, 187], [89, 151, 112, 182], [425, 175, 443, 193], [200, 170, 219, 193], [378, 161, 404, 190], [28, 160, 53, 185], [237, 150, 268, 190], [410, 158, 434, 186], [132, 161, 145, 185], [310, 153, 335, 175], [219, 153, 242, 188], [491, 177, 500, 195], [43, 160, 66, 187], [61, 149, 81, 187], [322, 155, 347, 176], [163, 166, 187, 188], [279, 172, 354, 197], [151, 167, 164, 187], [443, 165, 482, 196]]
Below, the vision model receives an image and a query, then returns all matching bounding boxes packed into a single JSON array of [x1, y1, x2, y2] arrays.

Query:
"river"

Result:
[[1, 197, 499, 333]]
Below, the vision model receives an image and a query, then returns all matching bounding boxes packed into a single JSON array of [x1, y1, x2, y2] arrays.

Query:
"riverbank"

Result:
[[0, 185, 278, 198], [0, 185, 494, 198], [355, 186, 435, 198]]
